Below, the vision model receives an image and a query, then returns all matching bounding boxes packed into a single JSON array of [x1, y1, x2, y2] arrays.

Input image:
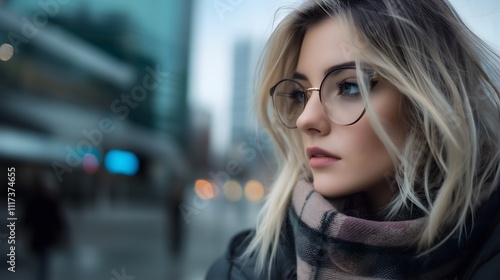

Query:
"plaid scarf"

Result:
[[289, 178, 500, 280]]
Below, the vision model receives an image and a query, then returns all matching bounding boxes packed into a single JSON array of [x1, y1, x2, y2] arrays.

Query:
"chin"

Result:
[[312, 174, 354, 198]]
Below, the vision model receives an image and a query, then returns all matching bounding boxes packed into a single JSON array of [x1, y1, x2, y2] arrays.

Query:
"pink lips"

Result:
[[306, 147, 341, 168]]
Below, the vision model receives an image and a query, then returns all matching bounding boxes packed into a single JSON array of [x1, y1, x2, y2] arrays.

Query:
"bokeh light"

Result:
[[194, 179, 215, 200], [223, 180, 242, 202], [82, 153, 99, 174], [244, 180, 265, 203], [104, 149, 139, 176], [0, 43, 13, 61]]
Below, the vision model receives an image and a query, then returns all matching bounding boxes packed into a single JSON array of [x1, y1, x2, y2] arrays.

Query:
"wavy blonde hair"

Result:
[[245, 0, 500, 276]]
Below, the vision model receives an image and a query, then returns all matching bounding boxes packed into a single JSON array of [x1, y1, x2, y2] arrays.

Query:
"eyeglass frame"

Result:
[[269, 65, 380, 129]]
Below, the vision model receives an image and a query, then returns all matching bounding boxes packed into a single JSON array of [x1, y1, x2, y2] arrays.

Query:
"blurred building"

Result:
[[0, 2, 196, 278], [196, 37, 275, 189], [230, 39, 253, 145], [0, 1, 193, 202]]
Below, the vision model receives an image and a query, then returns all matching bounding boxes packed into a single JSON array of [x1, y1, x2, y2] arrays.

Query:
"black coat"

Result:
[[206, 217, 500, 280], [206, 229, 296, 280]]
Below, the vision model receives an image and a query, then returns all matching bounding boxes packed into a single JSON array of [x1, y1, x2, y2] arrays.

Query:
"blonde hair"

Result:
[[245, 0, 500, 276]]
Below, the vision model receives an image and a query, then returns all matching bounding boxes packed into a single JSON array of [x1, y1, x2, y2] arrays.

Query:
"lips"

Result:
[[306, 147, 341, 168], [306, 147, 341, 159]]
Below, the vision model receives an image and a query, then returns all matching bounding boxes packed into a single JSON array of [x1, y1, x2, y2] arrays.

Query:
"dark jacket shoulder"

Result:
[[206, 229, 296, 280], [463, 214, 500, 279]]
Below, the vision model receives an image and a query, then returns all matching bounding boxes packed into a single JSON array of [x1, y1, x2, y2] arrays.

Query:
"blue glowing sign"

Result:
[[104, 150, 139, 176]]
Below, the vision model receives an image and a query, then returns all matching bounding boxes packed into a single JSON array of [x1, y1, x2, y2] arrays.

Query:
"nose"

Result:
[[296, 89, 330, 135]]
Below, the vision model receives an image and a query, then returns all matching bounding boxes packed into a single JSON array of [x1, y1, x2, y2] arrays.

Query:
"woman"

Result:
[[207, 0, 500, 279]]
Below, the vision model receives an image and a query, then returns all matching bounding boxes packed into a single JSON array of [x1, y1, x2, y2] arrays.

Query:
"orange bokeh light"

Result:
[[244, 180, 265, 203], [194, 179, 215, 200]]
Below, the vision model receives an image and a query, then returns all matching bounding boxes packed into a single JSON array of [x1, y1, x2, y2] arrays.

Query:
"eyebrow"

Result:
[[292, 61, 356, 81]]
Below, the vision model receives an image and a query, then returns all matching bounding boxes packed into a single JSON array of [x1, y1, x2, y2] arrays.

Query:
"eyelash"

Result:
[[336, 79, 360, 96], [336, 78, 357, 88]]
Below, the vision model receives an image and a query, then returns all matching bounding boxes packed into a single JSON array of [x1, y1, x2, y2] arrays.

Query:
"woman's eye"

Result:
[[339, 82, 360, 96], [289, 90, 305, 102]]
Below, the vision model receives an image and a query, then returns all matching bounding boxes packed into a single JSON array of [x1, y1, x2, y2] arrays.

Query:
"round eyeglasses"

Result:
[[270, 66, 379, 129]]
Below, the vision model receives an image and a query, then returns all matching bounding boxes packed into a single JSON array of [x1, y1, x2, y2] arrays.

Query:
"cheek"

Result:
[[344, 97, 404, 174], [354, 91, 406, 155], [336, 126, 395, 200], [373, 88, 407, 143], [347, 120, 393, 165]]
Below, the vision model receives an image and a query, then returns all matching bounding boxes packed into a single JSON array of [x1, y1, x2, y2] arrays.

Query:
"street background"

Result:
[[0, 0, 498, 279]]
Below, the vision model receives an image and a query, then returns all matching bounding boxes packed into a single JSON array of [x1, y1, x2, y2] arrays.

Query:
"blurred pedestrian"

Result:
[[24, 169, 68, 280], [167, 174, 185, 255], [207, 0, 500, 279]]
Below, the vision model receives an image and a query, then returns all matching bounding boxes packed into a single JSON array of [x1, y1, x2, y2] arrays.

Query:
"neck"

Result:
[[361, 179, 397, 217]]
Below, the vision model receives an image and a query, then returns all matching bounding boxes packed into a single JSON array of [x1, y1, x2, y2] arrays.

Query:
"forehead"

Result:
[[296, 18, 356, 81]]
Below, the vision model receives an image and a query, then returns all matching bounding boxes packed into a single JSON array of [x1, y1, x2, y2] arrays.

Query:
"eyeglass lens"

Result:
[[272, 68, 374, 128]]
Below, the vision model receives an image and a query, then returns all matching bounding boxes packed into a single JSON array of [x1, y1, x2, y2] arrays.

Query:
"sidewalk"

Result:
[[0, 191, 260, 280]]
